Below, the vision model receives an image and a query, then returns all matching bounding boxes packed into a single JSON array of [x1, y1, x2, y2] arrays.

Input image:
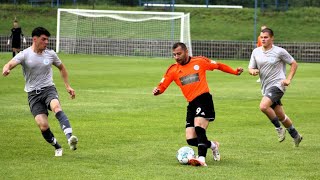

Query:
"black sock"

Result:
[[270, 117, 281, 128], [12, 51, 15, 57], [195, 126, 211, 157], [41, 128, 61, 149], [287, 125, 299, 138], [55, 111, 72, 139], [187, 138, 198, 147]]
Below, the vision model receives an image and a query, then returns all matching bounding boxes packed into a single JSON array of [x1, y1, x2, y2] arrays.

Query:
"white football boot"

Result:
[[68, 135, 78, 150]]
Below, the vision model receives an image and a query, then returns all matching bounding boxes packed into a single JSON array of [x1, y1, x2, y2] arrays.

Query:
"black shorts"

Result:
[[185, 93, 215, 128], [27, 86, 59, 117], [12, 41, 21, 49], [265, 86, 283, 109]]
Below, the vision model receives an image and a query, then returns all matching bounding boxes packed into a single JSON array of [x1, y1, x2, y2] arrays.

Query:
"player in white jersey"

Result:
[[2, 27, 78, 156], [255, 25, 267, 83], [248, 28, 302, 147]]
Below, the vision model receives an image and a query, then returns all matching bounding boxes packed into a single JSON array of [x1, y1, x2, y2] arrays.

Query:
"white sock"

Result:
[[198, 156, 206, 163], [210, 141, 217, 150]]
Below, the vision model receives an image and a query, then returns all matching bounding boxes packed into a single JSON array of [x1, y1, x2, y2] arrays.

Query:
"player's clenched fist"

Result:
[[152, 87, 161, 96], [237, 67, 244, 75]]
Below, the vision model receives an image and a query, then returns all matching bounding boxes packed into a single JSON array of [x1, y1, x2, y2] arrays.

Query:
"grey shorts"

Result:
[[265, 86, 283, 109], [27, 86, 59, 117]]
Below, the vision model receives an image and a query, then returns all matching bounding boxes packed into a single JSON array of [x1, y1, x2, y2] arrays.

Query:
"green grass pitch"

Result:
[[0, 53, 319, 179]]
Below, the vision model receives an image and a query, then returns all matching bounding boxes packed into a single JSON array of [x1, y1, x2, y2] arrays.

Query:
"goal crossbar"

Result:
[[56, 8, 192, 57]]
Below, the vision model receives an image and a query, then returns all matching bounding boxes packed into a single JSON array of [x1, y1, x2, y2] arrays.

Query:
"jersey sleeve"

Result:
[[13, 50, 25, 64], [280, 48, 294, 64], [50, 50, 62, 67], [248, 50, 257, 69], [201, 57, 238, 75], [215, 62, 238, 75], [157, 64, 175, 94], [198, 56, 218, 71]]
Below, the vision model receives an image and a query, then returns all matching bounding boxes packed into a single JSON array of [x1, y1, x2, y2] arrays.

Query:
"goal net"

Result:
[[57, 8, 192, 57]]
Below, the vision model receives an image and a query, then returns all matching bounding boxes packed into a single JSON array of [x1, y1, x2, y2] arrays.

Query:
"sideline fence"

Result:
[[1, 36, 319, 62]]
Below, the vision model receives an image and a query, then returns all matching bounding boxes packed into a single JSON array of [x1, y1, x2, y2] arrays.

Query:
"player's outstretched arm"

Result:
[[216, 62, 243, 76], [2, 59, 19, 77], [153, 72, 173, 96]]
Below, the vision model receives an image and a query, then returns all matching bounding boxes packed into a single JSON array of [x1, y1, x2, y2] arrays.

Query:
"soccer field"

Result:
[[0, 53, 319, 179]]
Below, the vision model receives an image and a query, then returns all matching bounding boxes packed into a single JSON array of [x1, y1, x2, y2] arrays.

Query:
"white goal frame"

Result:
[[56, 8, 192, 57]]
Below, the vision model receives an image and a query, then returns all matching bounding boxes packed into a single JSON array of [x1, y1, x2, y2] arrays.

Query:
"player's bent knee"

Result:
[[51, 104, 62, 113], [39, 124, 50, 132], [52, 107, 62, 114], [259, 104, 268, 112], [187, 138, 198, 147], [50, 99, 62, 112]]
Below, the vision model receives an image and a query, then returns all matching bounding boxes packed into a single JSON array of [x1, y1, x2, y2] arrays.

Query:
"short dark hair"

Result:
[[172, 42, 187, 51], [31, 27, 51, 37], [261, 28, 274, 37]]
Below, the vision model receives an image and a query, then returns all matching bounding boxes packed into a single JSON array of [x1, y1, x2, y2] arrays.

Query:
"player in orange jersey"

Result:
[[256, 25, 267, 48], [152, 42, 243, 166]]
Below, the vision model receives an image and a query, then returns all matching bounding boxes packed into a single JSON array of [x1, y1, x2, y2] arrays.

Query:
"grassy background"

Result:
[[0, 53, 319, 179], [0, 5, 320, 42]]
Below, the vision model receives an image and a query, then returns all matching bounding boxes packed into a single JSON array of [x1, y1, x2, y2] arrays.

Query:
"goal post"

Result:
[[56, 8, 192, 57]]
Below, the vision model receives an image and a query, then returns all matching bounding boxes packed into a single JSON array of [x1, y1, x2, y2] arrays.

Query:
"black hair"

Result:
[[172, 42, 187, 51], [261, 28, 274, 37], [31, 27, 51, 37]]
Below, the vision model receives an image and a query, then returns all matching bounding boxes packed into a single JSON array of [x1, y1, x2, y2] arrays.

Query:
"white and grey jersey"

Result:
[[248, 45, 294, 95], [14, 47, 62, 92]]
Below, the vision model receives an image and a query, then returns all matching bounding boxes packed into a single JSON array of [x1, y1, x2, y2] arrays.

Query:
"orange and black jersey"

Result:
[[157, 56, 239, 102], [256, 36, 263, 47]]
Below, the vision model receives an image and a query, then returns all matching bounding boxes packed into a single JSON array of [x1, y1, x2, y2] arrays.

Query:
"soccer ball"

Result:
[[176, 146, 195, 165]]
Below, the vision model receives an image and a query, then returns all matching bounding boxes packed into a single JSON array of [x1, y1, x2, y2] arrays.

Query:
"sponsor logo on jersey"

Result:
[[179, 73, 199, 85]]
